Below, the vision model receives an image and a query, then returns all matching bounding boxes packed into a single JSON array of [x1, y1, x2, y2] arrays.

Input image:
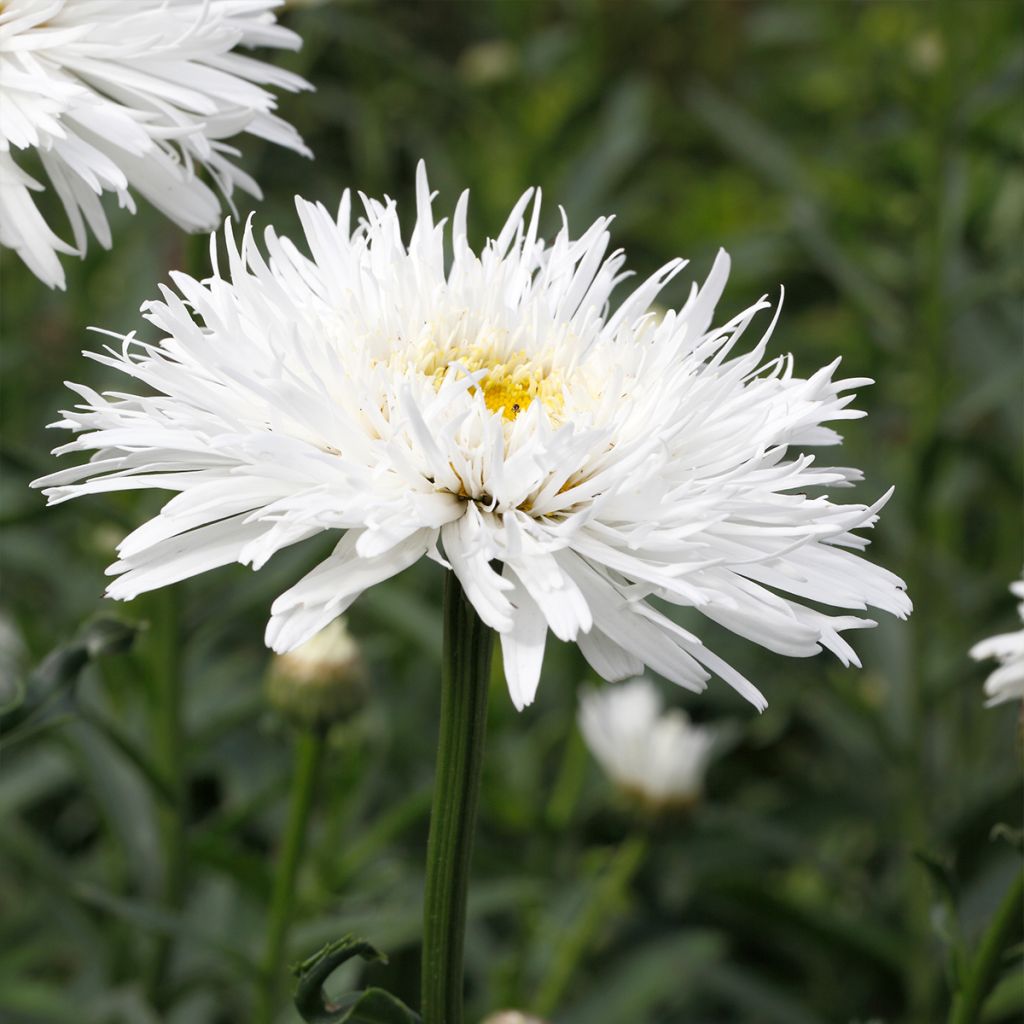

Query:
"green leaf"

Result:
[[914, 850, 967, 985], [311, 988, 423, 1024], [701, 960, 828, 1024], [76, 706, 176, 807], [293, 935, 420, 1023], [982, 960, 1024, 1021], [915, 849, 961, 911], [686, 80, 906, 352], [556, 931, 724, 1024], [71, 882, 258, 977]]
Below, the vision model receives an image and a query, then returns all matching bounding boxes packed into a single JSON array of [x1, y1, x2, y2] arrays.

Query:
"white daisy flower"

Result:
[[0, 0, 311, 289], [970, 578, 1024, 706], [579, 678, 717, 811], [32, 164, 911, 711]]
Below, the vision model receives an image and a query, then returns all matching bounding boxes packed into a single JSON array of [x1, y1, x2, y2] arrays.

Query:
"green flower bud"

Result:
[[266, 619, 367, 730]]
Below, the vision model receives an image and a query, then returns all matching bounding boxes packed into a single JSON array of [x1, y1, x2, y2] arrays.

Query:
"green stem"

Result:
[[903, 3, 959, 1013], [146, 587, 186, 1005], [256, 728, 326, 1024], [948, 868, 1024, 1024], [420, 572, 495, 1024], [533, 834, 649, 1017]]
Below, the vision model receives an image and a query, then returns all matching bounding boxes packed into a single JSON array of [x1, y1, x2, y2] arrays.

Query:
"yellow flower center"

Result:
[[467, 350, 560, 421], [417, 341, 563, 422]]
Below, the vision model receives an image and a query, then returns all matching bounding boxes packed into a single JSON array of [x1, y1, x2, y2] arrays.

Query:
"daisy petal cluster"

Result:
[[33, 163, 910, 711], [0, 0, 311, 289], [970, 578, 1024, 706], [579, 678, 717, 811]]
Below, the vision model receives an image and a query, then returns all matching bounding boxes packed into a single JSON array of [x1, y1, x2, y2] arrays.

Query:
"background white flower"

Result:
[[33, 164, 911, 711], [970, 578, 1024, 706], [0, 0, 311, 289], [578, 678, 718, 810], [481, 1014, 549, 1024]]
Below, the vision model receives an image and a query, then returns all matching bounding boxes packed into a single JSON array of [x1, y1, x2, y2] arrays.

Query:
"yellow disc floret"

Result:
[[413, 336, 563, 421], [472, 350, 561, 421]]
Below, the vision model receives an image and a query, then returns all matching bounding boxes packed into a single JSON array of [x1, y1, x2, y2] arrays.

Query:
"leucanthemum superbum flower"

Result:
[[970, 578, 1024, 706], [579, 678, 717, 811], [0, 0, 310, 289], [33, 163, 911, 711]]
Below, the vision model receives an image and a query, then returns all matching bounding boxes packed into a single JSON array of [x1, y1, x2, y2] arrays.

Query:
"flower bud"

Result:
[[265, 618, 367, 730]]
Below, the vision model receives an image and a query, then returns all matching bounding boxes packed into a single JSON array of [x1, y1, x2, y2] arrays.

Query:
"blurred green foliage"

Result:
[[1, 1, 1021, 1023]]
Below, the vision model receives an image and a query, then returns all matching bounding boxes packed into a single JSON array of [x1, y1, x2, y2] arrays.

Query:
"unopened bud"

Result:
[[266, 619, 367, 729]]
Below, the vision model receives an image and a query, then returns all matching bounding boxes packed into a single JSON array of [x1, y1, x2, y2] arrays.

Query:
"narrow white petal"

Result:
[[267, 528, 435, 652], [576, 627, 644, 682], [499, 567, 548, 710]]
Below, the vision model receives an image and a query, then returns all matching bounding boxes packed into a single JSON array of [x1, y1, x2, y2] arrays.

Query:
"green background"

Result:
[[1, 1, 1021, 1022]]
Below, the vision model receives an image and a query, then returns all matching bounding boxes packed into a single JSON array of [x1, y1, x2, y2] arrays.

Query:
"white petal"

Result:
[[499, 566, 548, 710], [441, 506, 514, 632], [267, 528, 435, 652], [576, 626, 644, 682], [105, 513, 268, 600]]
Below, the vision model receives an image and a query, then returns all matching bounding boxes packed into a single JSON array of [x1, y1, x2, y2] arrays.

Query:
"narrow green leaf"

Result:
[[315, 988, 422, 1024], [71, 882, 259, 977]]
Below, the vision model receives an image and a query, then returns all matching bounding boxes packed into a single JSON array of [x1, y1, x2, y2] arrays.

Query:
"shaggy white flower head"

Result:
[[579, 678, 717, 810], [970, 578, 1024, 706], [33, 164, 911, 711], [0, 0, 310, 289]]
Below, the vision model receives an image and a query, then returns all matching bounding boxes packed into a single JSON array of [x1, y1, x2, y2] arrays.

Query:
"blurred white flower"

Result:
[[34, 163, 910, 711], [970, 578, 1024, 706], [0, 0, 311, 289], [480, 1013, 548, 1024], [579, 678, 717, 810]]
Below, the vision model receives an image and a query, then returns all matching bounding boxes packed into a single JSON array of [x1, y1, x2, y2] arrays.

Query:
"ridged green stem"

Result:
[[256, 728, 325, 1024], [948, 868, 1024, 1024], [420, 572, 494, 1024]]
